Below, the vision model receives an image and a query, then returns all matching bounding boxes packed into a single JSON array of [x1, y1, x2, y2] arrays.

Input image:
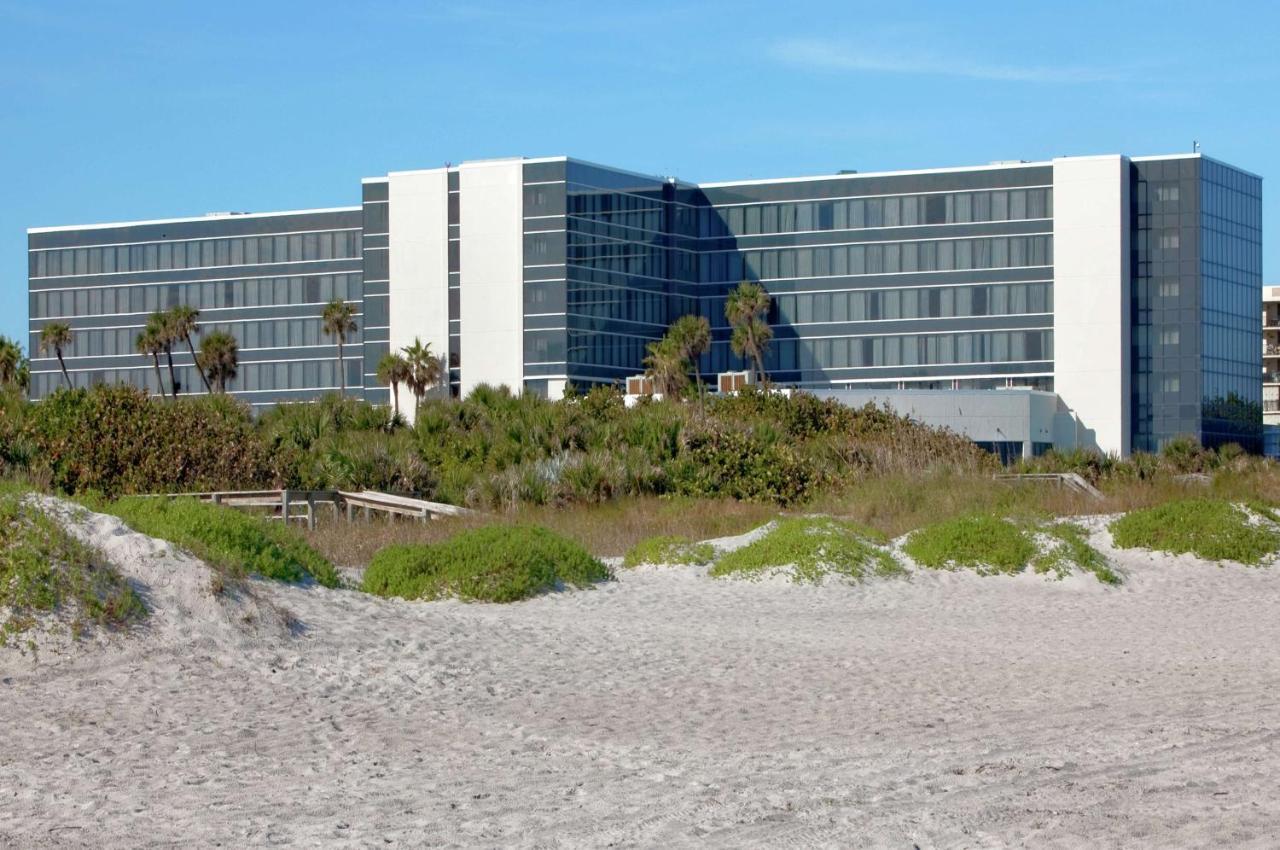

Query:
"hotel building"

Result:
[[27, 151, 1263, 455]]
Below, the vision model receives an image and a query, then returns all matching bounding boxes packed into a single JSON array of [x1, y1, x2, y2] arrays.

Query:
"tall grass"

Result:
[[308, 495, 778, 566]]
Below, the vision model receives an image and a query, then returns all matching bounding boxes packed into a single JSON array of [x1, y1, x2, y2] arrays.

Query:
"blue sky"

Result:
[[2, 0, 1276, 347]]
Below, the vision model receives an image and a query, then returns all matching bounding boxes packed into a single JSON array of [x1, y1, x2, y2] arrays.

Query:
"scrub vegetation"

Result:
[[1032, 522, 1121, 585], [903, 514, 1036, 576], [1, 383, 993, 507], [622, 535, 716, 568], [1109, 498, 1280, 565], [0, 482, 145, 647], [99, 496, 341, 588], [709, 517, 901, 584], [362, 525, 609, 603]]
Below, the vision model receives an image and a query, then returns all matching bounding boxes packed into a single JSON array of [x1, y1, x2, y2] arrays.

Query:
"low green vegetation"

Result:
[[0, 483, 145, 646], [1109, 498, 1280, 565], [104, 496, 341, 587], [710, 517, 900, 584], [362, 524, 610, 603], [1032, 522, 1121, 585], [1245, 500, 1280, 524], [2, 383, 994, 508], [622, 535, 716, 568], [903, 514, 1036, 576]]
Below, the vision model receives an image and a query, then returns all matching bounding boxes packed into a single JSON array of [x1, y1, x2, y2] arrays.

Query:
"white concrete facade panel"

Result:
[[388, 169, 450, 416], [1052, 155, 1131, 456], [459, 159, 524, 395]]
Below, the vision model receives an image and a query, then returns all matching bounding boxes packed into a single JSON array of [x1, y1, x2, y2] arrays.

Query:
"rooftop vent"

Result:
[[989, 160, 1029, 166], [837, 169, 858, 175]]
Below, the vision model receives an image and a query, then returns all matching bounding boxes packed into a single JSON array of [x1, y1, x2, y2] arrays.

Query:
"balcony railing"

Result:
[[1266, 373, 1280, 385], [1266, 401, 1280, 413]]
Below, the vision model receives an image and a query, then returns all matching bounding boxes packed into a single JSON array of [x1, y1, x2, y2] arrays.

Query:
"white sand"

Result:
[[4, 504, 1280, 848]]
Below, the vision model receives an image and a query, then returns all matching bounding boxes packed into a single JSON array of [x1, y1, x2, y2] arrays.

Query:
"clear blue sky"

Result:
[[3, 0, 1276, 347]]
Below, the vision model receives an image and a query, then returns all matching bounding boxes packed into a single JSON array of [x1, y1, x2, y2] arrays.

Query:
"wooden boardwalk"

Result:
[[149, 489, 475, 529], [993, 472, 1104, 501]]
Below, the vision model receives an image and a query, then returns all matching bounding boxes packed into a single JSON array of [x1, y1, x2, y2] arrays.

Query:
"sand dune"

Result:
[[3, 503, 1280, 847]]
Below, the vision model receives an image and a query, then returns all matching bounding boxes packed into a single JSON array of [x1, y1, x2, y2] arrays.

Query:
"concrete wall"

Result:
[[459, 159, 524, 395], [818, 388, 1080, 458], [388, 168, 450, 417], [1052, 155, 1131, 456]]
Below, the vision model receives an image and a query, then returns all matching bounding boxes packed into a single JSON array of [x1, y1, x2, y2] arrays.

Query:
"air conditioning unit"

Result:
[[626, 375, 654, 396], [717, 371, 755, 394]]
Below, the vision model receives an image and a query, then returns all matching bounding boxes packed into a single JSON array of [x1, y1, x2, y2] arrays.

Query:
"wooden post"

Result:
[[346, 501, 354, 523], [282, 490, 291, 525], [306, 494, 316, 531], [363, 505, 371, 523], [212, 493, 222, 506]]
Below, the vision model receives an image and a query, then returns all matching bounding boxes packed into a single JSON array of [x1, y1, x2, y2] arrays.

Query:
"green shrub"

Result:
[[105, 496, 340, 587], [670, 425, 816, 505], [710, 517, 900, 584], [904, 514, 1036, 575], [1032, 522, 1121, 585], [362, 525, 610, 603], [1, 484, 146, 645], [21, 385, 274, 497], [1109, 499, 1280, 565], [622, 535, 715, 568]]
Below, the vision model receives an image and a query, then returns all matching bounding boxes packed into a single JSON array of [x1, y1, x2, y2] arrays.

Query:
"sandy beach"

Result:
[[4, 503, 1280, 848]]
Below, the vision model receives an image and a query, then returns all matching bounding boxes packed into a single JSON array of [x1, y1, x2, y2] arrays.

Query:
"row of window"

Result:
[[41, 316, 362, 360], [32, 275, 360, 319], [697, 235, 1054, 282], [711, 188, 1053, 236], [560, 233, 1055, 284], [30, 230, 361, 278], [29, 359, 363, 399], [563, 184, 1054, 239], [771, 281, 1053, 324], [534, 326, 1054, 371], [542, 278, 1055, 331]]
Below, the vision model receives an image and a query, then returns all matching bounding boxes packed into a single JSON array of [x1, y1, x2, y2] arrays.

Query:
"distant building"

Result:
[[27, 151, 1263, 455], [1264, 286, 1280, 455]]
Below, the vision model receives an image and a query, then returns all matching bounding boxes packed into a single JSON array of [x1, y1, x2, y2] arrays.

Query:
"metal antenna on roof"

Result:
[[1193, 140, 1200, 153]]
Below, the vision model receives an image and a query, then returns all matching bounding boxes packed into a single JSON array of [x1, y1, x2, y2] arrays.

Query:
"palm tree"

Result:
[[402, 337, 443, 414], [38, 322, 74, 389], [167, 305, 211, 393], [668, 314, 711, 403], [135, 323, 167, 399], [197, 331, 238, 393], [146, 311, 181, 398], [375, 351, 412, 418], [0, 336, 28, 391], [321, 299, 358, 397], [642, 335, 690, 399], [724, 281, 773, 386]]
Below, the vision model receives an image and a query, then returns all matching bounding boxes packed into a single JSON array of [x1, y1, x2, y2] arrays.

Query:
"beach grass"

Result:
[[1032, 521, 1121, 585], [903, 514, 1036, 576], [308, 495, 777, 567], [1109, 498, 1280, 565], [709, 516, 900, 584], [622, 535, 716, 568], [362, 524, 610, 603], [0, 482, 146, 646], [103, 496, 341, 588]]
